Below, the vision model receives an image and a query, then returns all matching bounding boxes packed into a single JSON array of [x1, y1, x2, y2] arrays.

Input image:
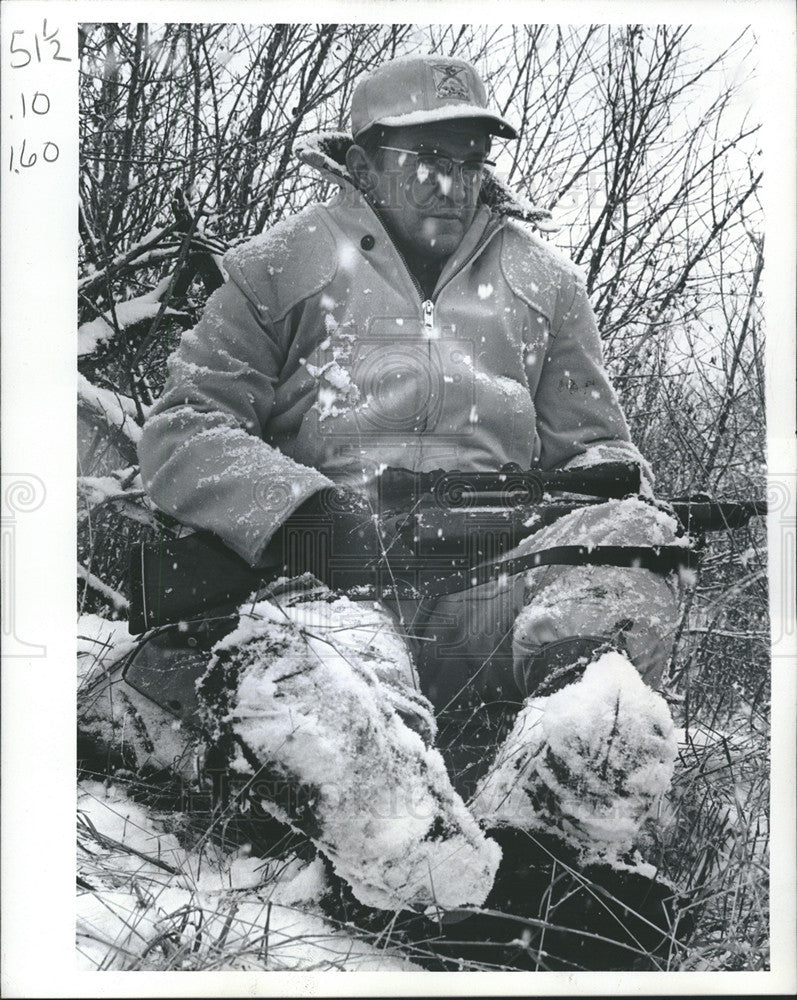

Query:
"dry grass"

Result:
[[656, 522, 770, 972], [656, 705, 770, 971]]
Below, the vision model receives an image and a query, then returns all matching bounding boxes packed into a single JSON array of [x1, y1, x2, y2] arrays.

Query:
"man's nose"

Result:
[[436, 167, 469, 202]]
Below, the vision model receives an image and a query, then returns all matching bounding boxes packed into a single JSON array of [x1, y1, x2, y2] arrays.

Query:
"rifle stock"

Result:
[[128, 531, 273, 635]]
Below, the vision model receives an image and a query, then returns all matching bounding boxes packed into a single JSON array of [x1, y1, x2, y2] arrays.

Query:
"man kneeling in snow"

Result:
[[82, 56, 682, 912]]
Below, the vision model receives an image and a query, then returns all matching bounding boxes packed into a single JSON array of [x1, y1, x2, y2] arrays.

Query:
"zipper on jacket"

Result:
[[375, 213, 499, 435], [434, 219, 500, 302], [422, 299, 435, 333], [368, 200, 501, 325], [389, 235, 426, 305]]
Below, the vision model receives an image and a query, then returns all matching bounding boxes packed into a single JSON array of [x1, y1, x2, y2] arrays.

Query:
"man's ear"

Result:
[[346, 144, 376, 192]]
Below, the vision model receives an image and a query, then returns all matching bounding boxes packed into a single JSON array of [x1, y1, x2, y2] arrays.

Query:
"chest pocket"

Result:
[[498, 222, 564, 325]]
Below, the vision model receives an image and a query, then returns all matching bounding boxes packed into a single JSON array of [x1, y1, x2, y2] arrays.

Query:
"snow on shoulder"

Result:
[[223, 205, 337, 321]]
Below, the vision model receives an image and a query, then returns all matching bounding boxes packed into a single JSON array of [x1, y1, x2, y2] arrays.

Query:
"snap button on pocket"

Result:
[[360, 234, 375, 251]]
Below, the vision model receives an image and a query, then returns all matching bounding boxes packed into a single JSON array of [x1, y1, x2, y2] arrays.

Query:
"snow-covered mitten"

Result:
[[470, 648, 677, 866], [198, 591, 501, 912]]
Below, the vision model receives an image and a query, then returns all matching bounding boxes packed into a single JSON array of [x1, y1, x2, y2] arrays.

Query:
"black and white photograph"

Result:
[[1, 1, 795, 994]]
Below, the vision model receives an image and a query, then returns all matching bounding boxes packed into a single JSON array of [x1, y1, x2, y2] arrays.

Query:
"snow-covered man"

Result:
[[87, 56, 684, 913]]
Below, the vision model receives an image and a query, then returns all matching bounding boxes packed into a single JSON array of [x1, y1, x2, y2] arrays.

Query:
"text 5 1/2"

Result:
[[9, 22, 71, 67]]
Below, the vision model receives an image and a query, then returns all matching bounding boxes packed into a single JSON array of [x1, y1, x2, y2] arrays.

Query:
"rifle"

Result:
[[127, 462, 766, 635]]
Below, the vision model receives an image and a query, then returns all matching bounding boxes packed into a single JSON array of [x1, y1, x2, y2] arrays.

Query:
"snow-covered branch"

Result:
[[78, 374, 146, 445], [78, 469, 165, 530], [77, 226, 174, 294], [78, 292, 192, 357], [78, 467, 141, 505], [77, 562, 130, 612]]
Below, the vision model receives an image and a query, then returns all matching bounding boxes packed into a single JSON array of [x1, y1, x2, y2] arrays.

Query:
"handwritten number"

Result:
[[42, 20, 71, 62], [18, 140, 37, 169], [32, 91, 50, 115], [7, 141, 59, 170], [8, 24, 70, 67], [10, 30, 31, 68], [7, 22, 66, 176], [17, 92, 51, 116]]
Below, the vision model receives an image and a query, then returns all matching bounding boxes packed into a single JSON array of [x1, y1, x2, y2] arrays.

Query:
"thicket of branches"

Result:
[[77, 23, 769, 971]]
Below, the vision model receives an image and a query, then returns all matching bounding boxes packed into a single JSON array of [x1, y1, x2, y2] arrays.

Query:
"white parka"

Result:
[[139, 134, 646, 566]]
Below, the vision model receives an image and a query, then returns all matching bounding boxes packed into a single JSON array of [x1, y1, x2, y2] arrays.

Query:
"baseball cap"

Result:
[[351, 55, 518, 141]]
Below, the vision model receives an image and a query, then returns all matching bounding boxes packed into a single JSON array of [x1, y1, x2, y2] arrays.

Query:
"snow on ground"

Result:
[[77, 780, 419, 971], [77, 614, 138, 687]]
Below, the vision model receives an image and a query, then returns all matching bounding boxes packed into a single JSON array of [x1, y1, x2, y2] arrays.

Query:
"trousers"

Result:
[[364, 496, 683, 795], [383, 497, 681, 701]]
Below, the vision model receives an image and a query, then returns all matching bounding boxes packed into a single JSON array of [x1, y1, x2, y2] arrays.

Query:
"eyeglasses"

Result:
[[378, 146, 495, 183]]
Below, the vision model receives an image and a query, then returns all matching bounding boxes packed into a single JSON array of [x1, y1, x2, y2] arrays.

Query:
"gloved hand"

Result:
[[270, 487, 408, 590]]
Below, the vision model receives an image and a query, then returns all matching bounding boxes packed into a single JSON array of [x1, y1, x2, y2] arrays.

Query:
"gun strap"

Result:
[[128, 537, 697, 632], [474, 543, 696, 586]]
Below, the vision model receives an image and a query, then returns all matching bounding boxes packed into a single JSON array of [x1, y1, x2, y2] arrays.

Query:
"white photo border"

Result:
[[1, 0, 794, 996]]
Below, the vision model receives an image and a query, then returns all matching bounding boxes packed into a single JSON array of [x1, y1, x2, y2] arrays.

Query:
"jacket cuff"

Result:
[[559, 442, 655, 496], [249, 474, 334, 568]]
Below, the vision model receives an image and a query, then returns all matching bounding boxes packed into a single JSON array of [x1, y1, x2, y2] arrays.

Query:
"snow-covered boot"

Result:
[[79, 591, 502, 913], [193, 589, 501, 912], [470, 642, 677, 866], [450, 642, 685, 970]]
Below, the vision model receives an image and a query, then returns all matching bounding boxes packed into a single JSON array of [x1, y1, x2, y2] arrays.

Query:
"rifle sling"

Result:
[[470, 543, 695, 588], [306, 543, 696, 601], [129, 537, 695, 632]]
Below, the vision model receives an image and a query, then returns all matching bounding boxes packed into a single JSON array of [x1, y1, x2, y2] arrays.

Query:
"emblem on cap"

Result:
[[431, 63, 470, 101]]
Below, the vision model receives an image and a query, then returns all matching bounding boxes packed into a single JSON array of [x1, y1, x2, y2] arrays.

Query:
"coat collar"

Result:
[[295, 130, 557, 230], [319, 178, 500, 303]]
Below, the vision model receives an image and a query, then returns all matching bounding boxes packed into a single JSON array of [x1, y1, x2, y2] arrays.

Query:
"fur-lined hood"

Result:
[[295, 131, 557, 231]]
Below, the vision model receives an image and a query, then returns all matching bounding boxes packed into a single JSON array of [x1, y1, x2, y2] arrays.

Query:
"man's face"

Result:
[[359, 122, 491, 263]]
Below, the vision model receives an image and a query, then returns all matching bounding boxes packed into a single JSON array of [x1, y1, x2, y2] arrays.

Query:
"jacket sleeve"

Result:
[[532, 268, 653, 488], [138, 261, 332, 566]]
